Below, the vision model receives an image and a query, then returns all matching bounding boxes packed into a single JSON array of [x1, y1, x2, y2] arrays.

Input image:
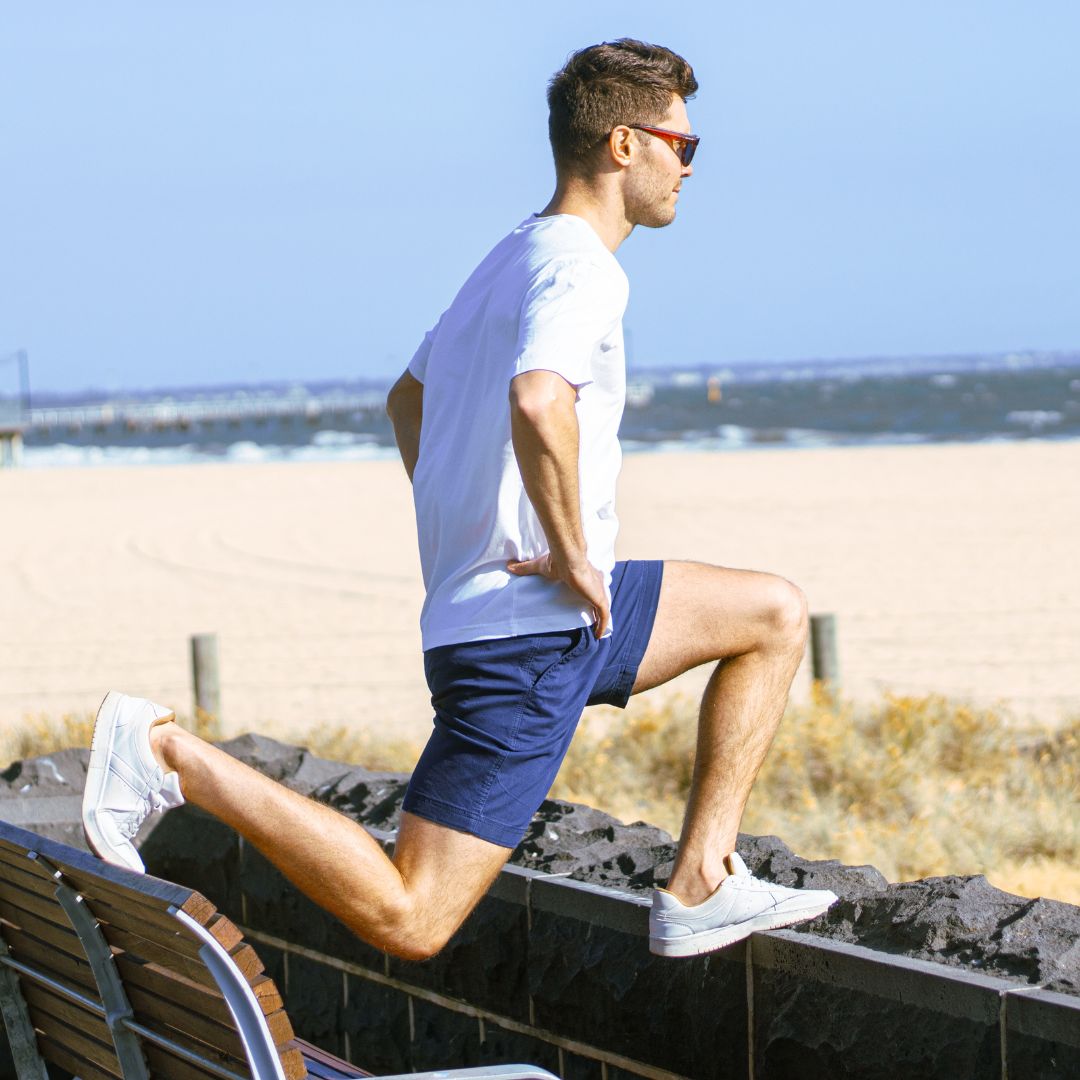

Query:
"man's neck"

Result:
[[537, 181, 632, 253]]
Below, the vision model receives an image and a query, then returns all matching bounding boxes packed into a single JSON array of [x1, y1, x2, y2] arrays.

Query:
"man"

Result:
[[83, 39, 836, 960]]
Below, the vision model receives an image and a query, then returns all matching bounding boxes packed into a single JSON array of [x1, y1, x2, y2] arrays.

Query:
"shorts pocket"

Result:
[[528, 626, 591, 690]]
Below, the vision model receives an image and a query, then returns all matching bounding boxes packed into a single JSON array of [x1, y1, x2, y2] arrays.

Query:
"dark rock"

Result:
[[0, 747, 90, 848], [409, 997, 482, 1073], [738, 831, 889, 896], [288, 750, 354, 796], [388, 891, 530, 1021], [814, 874, 1080, 992], [216, 733, 306, 780], [341, 974, 412, 1076], [527, 911, 747, 1078], [139, 804, 245, 918], [1, 746, 88, 792], [1005, 988, 1080, 1078], [753, 945, 1003, 1080], [476, 1021, 563, 1078], [215, 734, 380, 799], [511, 798, 678, 892], [271, 950, 346, 1058], [315, 767, 410, 831]]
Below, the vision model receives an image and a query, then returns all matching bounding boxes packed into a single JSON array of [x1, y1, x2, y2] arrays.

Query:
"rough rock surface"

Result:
[[3, 734, 1077, 996], [0, 747, 91, 848]]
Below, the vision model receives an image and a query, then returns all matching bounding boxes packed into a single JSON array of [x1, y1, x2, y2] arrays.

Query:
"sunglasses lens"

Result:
[[682, 141, 697, 167]]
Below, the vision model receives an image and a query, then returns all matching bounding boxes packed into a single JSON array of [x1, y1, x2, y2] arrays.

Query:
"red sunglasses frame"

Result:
[[628, 124, 700, 167]]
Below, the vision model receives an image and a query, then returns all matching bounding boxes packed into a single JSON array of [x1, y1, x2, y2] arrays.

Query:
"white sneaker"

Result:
[[82, 691, 185, 873], [649, 851, 838, 957]]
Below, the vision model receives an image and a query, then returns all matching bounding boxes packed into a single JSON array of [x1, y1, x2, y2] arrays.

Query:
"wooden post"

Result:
[[0, 429, 22, 468], [191, 633, 221, 728], [809, 613, 839, 689]]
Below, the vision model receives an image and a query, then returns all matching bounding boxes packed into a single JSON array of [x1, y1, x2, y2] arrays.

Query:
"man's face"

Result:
[[623, 95, 694, 229]]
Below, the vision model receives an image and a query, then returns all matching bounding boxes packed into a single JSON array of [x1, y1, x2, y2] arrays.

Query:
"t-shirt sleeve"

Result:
[[513, 259, 627, 388], [407, 314, 443, 384]]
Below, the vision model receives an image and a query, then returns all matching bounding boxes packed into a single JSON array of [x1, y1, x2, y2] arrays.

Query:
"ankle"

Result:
[[149, 719, 182, 773], [665, 865, 727, 908]]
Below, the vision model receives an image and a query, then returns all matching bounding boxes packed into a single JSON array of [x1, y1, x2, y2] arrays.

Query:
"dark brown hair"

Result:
[[547, 39, 698, 173]]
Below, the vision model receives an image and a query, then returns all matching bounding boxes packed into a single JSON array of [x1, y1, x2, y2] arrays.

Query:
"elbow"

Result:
[[387, 374, 421, 422], [509, 375, 575, 427]]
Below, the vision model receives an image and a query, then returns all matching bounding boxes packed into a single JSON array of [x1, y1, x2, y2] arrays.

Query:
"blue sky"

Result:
[[1, 2, 1078, 394]]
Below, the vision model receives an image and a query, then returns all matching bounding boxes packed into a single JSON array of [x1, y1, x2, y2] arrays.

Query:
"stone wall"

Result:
[[2, 738, 1080, 1078]]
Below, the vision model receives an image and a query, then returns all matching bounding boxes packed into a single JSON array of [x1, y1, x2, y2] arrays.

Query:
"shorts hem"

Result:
[[401, 792, 526, 850]]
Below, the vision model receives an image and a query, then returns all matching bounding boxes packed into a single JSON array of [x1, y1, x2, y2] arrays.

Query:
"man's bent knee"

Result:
[[761, 576, 809, 652], [355, 892, 467, 962]]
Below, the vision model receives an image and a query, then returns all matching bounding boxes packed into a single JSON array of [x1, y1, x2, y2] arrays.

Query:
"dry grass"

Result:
[[0, 709, 223, 772], [554, 687, 1080, 903], [6, 691, 1078, 904]]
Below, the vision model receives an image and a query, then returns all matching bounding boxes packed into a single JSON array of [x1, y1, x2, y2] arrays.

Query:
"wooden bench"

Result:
[[0, 820, 555, 1080]]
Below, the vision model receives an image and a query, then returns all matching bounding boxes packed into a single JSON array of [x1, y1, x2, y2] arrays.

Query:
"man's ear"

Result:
[[608, 125, 635, 169]]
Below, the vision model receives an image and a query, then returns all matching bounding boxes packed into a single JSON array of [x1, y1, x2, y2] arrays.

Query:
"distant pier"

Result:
[[25, 390, 387, 437]]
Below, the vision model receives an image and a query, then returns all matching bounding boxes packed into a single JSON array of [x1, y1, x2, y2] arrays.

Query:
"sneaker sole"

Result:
[[82, 691, 170, 873], [83, 691, 133, 866], [649, 896, 837, 957]]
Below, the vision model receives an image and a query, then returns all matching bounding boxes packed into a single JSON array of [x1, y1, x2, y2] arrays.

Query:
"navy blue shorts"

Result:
[[402, 560, 664, 848]]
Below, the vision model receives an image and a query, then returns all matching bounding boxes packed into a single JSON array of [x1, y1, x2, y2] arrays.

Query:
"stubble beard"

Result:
[[626, 170, 679, 230]]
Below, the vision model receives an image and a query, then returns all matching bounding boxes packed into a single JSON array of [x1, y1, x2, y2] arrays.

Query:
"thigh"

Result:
[[631, 560, 806, 695]]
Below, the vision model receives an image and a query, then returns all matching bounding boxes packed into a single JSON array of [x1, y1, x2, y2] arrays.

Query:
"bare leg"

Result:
[[152, 726, 510, 961], [631, 561, 808, 906]]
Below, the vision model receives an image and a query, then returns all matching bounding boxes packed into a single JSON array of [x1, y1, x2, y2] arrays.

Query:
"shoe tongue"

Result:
[[724, 852, 749, 877]]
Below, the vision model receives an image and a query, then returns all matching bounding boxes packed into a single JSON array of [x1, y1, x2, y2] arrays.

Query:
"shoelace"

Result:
[[115, 790, 171, 839]]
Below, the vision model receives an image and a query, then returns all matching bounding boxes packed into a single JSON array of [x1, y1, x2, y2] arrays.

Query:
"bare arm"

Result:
[[386, 370, 424, 482], [507, 369, 610, 638]]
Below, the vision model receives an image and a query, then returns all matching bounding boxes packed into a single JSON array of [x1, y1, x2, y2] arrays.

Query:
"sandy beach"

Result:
[[1, 439, 1077, 750]]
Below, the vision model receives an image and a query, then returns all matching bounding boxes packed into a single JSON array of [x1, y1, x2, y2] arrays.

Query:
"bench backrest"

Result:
[[0, 818, 304, 1080]]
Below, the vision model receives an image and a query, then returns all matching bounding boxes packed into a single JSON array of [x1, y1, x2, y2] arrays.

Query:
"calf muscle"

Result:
[[632, 561, 808, 905]]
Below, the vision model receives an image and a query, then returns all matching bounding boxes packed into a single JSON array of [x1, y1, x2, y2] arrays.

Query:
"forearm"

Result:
[[509, 373, 587, 565], [386, 371, 424, 482]]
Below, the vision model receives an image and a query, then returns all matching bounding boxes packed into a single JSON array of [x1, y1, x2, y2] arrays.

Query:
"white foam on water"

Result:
[[22, 439, 399, 470]]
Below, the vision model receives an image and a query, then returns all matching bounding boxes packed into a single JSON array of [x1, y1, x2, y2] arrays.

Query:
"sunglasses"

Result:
[[628, 124, 700, 167]]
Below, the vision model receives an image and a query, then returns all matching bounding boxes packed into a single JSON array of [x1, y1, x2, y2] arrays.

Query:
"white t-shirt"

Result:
[[408, 214, 629, 650]]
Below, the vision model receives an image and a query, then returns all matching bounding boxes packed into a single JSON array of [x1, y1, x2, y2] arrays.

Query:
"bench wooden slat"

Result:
[[1, 920, 100, 994], [101, 920, 252, 989], [296, 1038, 370, 1078], [0, 819, 329, 1080], [76, 875, 230, 948], [35, 1034, 121, 1080], [141, 1038, 243, 1080], [25, 999, 122, 1077], [1, 888, 92, 952], [125, 977, 249, 1059], [0, 899, 83, 966], [114, 950, 231, 1012], [134, 1002, 254, 1077], [0, 831, 216, 925], [278, 1043, 308, 1080], [0, 852, 63, 898], [0, 846, 258, 995], [114, 955, 300, 1074], [20, 979, 114, 1055], [0, 877, 85, 937], [249, 971, 287, 1014], [125, 965, 296, 1054]]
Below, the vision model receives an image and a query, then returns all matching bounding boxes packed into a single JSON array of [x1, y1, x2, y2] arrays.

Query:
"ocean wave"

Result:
[[22, 440, 399, 470]]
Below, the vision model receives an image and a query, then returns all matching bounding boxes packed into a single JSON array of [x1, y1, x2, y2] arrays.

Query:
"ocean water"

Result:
[[15, 356, 1080, 469]]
